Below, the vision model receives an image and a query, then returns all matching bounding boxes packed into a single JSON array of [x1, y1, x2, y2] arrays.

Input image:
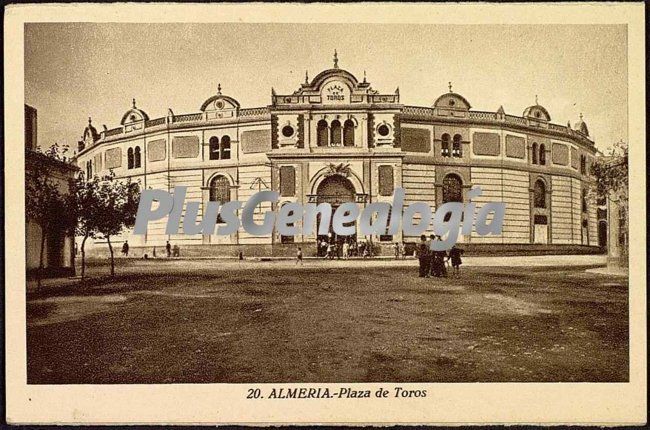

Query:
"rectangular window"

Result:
[[378, 165, 394, 196], [279, 166, 296, 197]]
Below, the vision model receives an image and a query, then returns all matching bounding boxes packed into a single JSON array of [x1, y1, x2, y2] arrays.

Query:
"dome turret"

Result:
[[574, 113, 589, 136], [120, 98, 149, 125]]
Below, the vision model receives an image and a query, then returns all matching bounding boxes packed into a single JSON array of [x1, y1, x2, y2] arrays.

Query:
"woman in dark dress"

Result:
[[448, 245, 464, 276]]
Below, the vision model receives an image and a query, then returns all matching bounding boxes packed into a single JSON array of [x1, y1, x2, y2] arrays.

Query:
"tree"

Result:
[[25, 144, 76, 288], [591, 140, 628, 205], [591, 140, 628, 261], [93, 172, 141, 277], [69, 173, 101, 279]]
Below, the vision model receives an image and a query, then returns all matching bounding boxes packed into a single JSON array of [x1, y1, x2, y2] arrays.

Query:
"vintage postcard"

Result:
[[4, 2, 646, 426]]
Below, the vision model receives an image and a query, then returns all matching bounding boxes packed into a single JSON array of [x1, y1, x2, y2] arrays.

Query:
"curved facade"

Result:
[[75, 63, 600, 255]]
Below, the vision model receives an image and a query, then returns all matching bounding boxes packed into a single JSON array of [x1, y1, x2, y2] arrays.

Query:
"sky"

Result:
[[25, 23, 627, 152]]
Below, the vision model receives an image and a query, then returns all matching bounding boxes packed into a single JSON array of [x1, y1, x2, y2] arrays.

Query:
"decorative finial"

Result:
[[580, 112, 583, 120], [305, 70, 309, 84], [132, 98, 136, 108], [88, 116, 92, 124], [448, 81, 453, 92], [363, 70, 367, 83], [535, 95, 538, 105], [333, 49, 339, 69], [217, 83, 222, 95]]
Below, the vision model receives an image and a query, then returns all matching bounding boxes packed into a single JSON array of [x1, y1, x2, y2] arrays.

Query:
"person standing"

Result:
[[432, 236, 448, 277], [296, 247, 303, 265], [394, 242, 400, 260], [152, 247, 156, 258], [428, 234, 438, 276], [121, 240, 129, 257], [449, 245, 464, 276], [165, 240, 172, 258], [417, 235, 429, 277], [326, 242, 334, 260], [342, 240, 350, 259]]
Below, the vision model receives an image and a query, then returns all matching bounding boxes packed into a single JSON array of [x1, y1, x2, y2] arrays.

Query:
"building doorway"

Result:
[[533, 215, 548, 244], [598, 220, 607, 248], [316, 175, 357, 256]]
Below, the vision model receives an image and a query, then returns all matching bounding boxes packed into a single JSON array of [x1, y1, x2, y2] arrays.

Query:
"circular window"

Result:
[[215, 100, 225, 110], [449, 99, 456, 106], [377, 124, 390, 137], [282, 125, 295, 138]]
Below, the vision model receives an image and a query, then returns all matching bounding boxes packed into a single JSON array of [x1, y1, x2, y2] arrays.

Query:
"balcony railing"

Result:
[[173, 113, 203, 122], [239, 107, 271, 117], [145, 117, 166, 127], [402, 106, 435, 117], [468, 111, 497, 120]]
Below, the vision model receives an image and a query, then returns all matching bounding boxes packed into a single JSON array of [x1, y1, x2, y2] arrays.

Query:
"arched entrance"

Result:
[[316, 175, 357, 256]]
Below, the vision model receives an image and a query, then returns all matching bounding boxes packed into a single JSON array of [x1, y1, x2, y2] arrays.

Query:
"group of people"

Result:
[[416, 234, 464, 278], [121, 240, 181, 259], [317, 238, 374, 259], [392, 242, 408, 260]]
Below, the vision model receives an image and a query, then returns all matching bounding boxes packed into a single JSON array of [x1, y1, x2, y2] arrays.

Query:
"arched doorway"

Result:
[[316, 175, 357, 256]]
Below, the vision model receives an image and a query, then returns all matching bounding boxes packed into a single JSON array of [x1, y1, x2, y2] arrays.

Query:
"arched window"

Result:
[[531, 143, 538, 164], [86, 160, 92, 178], [539, 144, 546, 165], [209, 175, 231, 203], [582, 189, 588, 213], [442, 174, 463, 203], [209, 136, 219, 160], [580, 155, 586, 174], [127, 147, 134, 169], [533, 179, 547, 208], [441, 134, 451, 157], [317, 120, 329, 147], [221, 135, 231, 160], [330, 120, 342, 146], [452, 134, 462, 157], [209, 175, 231, 223], [343, 120, 355, 146], [134, 146, 141, 168]]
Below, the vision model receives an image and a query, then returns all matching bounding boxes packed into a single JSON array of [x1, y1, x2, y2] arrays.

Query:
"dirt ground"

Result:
[[26, 259, 628, 383]]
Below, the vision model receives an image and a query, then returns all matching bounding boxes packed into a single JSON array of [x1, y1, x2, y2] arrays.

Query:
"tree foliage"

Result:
[[92, 171, 141, 277], [25, 144, 76, 286], [590, 140, 628, 204], [590, 140, 628, 259], [69, 170, 141, 278]]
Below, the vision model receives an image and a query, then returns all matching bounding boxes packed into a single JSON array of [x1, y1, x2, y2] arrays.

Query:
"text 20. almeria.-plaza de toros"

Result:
[[74, 55, 601, 256]]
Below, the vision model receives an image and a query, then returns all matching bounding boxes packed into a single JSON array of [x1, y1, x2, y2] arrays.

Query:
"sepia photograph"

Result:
[[5, 2, 646, 426]]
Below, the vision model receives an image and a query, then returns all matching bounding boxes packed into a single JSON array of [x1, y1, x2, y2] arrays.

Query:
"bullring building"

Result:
[[75, 54, 600, 256]]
